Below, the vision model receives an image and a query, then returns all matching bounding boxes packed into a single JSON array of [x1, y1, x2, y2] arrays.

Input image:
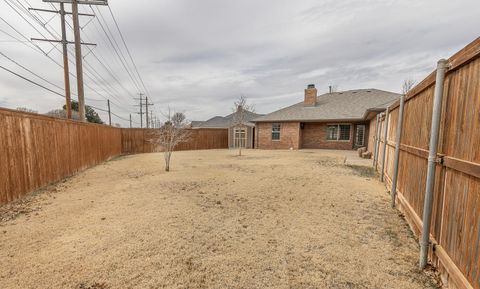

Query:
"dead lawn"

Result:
[[0, 149, 439, 289]]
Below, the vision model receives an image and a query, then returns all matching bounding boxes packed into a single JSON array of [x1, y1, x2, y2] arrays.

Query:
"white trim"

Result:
[[271, 123, 281, 141]]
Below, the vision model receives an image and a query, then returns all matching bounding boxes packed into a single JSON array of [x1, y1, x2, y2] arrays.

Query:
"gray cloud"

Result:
[[1, 0, 479, 125]]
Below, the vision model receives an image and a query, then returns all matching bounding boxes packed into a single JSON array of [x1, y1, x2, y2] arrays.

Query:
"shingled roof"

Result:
[[193, 111, 264, 129], [254, 89, 400, 122]]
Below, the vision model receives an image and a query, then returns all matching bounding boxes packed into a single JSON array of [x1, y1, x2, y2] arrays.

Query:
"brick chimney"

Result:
[[304, 84, 317, 106]]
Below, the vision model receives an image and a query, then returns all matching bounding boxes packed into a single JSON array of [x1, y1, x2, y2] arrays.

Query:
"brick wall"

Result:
[[256, 121, 372, 150], [256, 122, 301, 149], [301, 123, 354, 150]]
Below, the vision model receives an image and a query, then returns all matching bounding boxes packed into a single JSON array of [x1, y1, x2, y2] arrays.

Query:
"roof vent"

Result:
[[307, 84, 315, 89]]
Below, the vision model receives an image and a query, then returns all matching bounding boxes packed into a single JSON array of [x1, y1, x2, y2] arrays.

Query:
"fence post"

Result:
[[380, 108, 390, 182], [373, 114, 380, 167], [390, 95, 405, 207], [419, 59, 448, 269], [375, 114, 382, 171]]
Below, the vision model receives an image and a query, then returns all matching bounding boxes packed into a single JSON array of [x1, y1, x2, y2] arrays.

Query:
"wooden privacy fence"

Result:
[[373, 38, 480, 289], [121, 128, 228, 154], [0, 108, 122, 204], [0, 108, 229, 204]]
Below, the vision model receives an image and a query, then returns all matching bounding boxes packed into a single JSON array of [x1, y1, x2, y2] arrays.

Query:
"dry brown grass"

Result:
[[0, 149, 439, 288]]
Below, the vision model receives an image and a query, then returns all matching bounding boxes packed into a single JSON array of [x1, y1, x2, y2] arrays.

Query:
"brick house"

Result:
[[253, 84, 400, 150], [192, 111, 263, 149]]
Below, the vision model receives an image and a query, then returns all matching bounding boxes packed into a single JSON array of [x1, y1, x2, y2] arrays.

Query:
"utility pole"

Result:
[[144, 97, 154, 128], [71, 0, 85, 121], [150, 110, 154, 128], [140, 95, 143, 128], [134, 93, 145, 128], [59, 3, 71, 118], [39, 0, 107, 121], [107, 99, 111, 126]]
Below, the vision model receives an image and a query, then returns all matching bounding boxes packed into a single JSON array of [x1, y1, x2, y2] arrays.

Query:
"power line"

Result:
[[106, 4, 159, 118], [7, 1, 135, 112], [107, 5, 147, 93], [91, 5, 142, 93], [47, 4, 139, 103], [0, 64, 65, 98], [1, 0, 144, 124], [0, 50, 65, 92]]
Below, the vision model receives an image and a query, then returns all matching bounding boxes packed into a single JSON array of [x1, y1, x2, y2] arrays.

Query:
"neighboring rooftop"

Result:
[[254, 88, 400, 122], [193, 111, 264, 129], [190, 121, 205, 127]]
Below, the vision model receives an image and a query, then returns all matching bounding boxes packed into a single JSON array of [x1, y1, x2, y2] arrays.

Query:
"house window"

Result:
[[327, 124, 351, 141], [272, 123, 281, 140], [234, 128, 247, 148]]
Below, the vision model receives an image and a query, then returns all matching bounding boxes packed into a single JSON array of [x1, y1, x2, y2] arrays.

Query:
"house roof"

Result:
[[190, 121, 205, 127], [193, 111, 264, 129], [253, 89, 400, 122]]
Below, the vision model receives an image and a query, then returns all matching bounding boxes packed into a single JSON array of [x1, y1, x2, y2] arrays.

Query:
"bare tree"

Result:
[[231, 95, 254, 156], [16, 107, 38, 114], [329, 85, 339, 93], [45, 109, 80, 120], [150, 110, 191, 172], [402, 79, 416, 95]]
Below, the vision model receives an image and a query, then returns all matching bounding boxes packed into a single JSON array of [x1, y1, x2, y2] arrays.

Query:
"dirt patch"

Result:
[[0, 184, 62, 224], [345, 164, 377, 178], [78, 282, 109, 289], [0, 149, 440, 288]]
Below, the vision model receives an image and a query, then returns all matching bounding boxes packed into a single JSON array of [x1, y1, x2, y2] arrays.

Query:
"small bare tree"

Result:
[[45, 109, 80, 120], [402, 79, 416, 95], [329, 85, 338, 93], [150, 110, 191, 172], [16, 107, 38, 114], [231, 95, 254, 156]]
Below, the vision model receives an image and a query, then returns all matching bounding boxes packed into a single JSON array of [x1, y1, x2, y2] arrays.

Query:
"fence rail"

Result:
[[0, 108, 228, 204], [373, 37, 480, 289]]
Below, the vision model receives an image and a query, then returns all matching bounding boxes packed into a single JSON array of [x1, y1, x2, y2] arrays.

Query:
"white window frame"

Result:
[[234, 127, 247, 148], [326, 124, 351, 142], [271, 123, 281, 141]]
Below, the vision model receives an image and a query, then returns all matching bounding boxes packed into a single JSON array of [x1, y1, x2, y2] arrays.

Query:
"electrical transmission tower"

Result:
[[32, 0, 108, 121]]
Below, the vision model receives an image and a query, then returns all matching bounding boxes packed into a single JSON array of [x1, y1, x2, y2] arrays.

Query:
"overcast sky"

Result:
[[0, 0, 479, 126]]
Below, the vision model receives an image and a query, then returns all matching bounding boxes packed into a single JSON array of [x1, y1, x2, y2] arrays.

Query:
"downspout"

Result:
[[419, 59, 448, 269], [380, 107, 390, 182], [373, 114, 380, 167], [390, 94, 405, 207]]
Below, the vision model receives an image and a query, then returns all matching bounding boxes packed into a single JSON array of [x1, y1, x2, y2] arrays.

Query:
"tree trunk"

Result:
[[165, 151, 171, 172]]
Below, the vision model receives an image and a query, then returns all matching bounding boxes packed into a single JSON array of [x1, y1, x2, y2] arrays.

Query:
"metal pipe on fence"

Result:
[[373, 114, 380, 167], [419, 59, 448, 269], [380, 108, 390, 182], [390, 94, 405, 207], [375, 114, 382, 170]]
